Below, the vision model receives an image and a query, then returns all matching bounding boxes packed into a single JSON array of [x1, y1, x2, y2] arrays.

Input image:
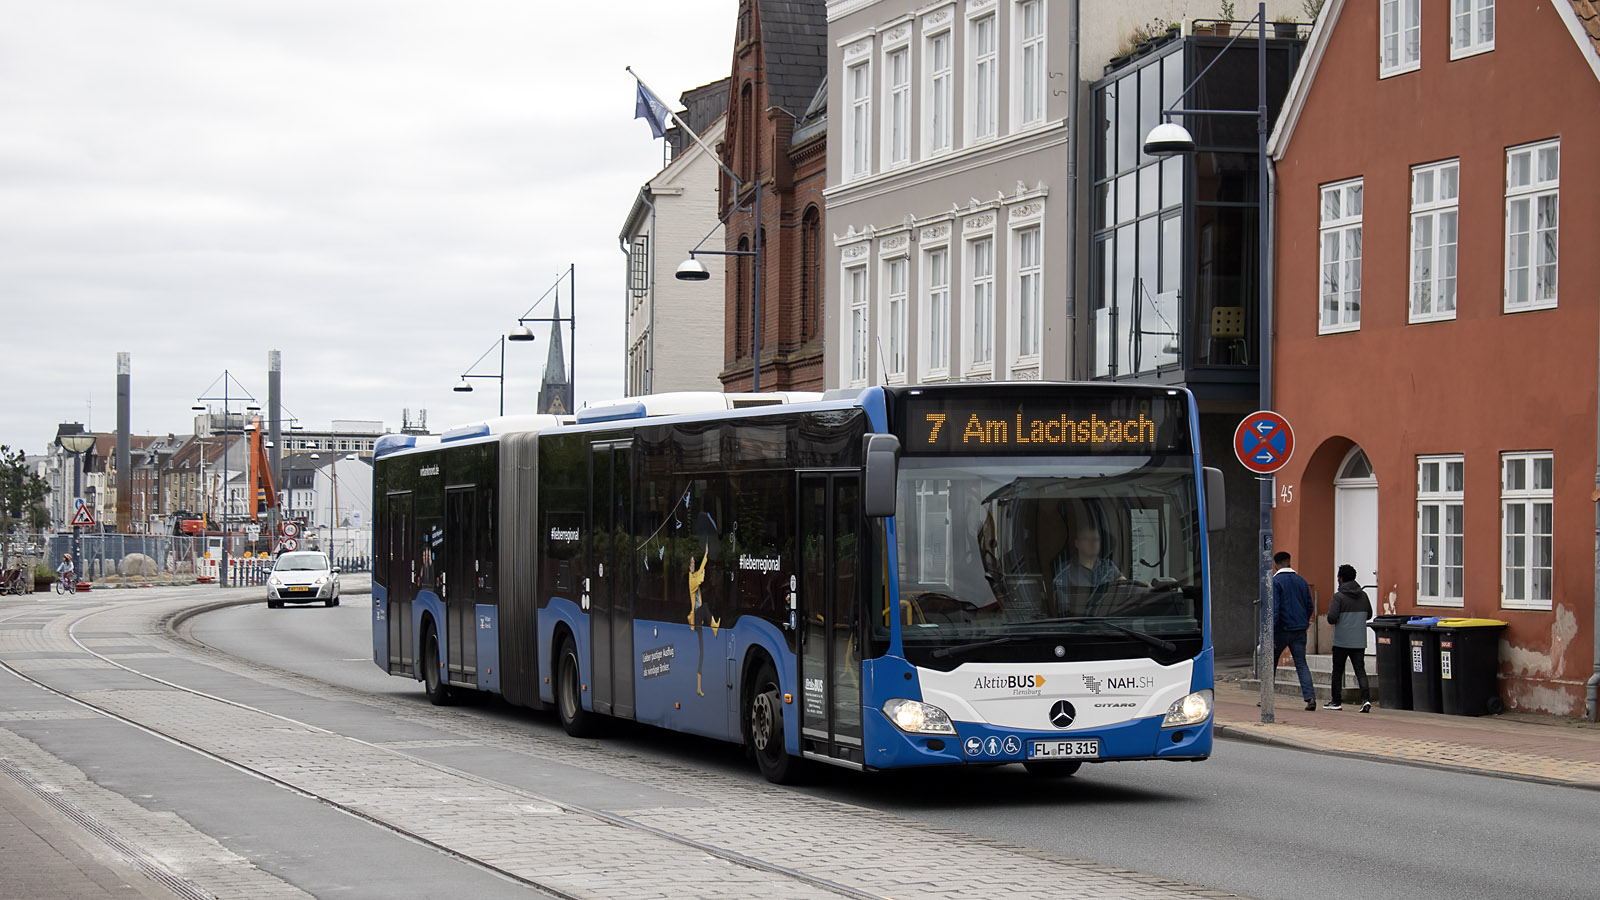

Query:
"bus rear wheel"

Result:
[[748, 661, 801, 784], [422, 624, 452, 706], [1022, 760, 1082, 778], [556, 636, 598, 737]]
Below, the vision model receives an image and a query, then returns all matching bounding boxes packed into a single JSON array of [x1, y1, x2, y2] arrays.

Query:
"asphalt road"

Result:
[[194, 599, 1598, 900]]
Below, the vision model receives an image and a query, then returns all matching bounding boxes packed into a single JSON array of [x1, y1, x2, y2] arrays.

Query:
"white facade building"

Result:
[[823, 0, 1302, 388]]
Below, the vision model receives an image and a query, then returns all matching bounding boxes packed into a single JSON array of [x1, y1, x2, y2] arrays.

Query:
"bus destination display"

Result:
[[900, 392, 1188, 455]]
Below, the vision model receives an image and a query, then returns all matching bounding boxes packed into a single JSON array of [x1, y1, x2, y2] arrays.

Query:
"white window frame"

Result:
[[1409, 159, 1459, 323], [1417, 455, 1465, 608], [1505, 139, 1559, 312], [1014, 0, 1046, 129], [847, 262, 870, 386], [924, 25, 953, 157], [922, 242, 951, 380], [1010, 222, 1042, 369], [913, 478, 952, 585], [1450, 0, 1494, 59], [1379, 0, 1421, 78], [846, 58, 873, 180], [883, 42, 911, 168], [882, 253, 909, 382], [1501, 451, 1554, 611], [964, 233, 996, 373], [967, 11, 997, 142], [1319, 178, 1364, 334]]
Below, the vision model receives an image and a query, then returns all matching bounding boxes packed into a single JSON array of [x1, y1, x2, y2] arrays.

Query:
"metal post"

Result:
[[1590, 295, 1600, 720], [221, 375, 229, 589], [1255, 3, 1276, 723], [569, 263, 576, 410], [752, 182, 763, 392], [71, 450, 82, 573], [498, 335, 505, 416]]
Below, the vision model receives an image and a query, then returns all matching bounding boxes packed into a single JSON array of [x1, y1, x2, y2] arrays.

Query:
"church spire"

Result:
[[537, 297, 573, 415]]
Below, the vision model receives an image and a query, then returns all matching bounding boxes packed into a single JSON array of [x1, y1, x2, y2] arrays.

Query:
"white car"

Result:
[[267, 551, 340, 608]]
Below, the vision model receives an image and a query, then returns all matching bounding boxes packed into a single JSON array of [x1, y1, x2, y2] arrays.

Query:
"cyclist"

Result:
[[55, 553, 76, 594]]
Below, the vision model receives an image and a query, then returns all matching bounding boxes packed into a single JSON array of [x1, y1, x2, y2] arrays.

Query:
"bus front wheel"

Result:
[[748, 661, 801, 784], [556, 636, 598, 737], [422, 624, 452, 706]]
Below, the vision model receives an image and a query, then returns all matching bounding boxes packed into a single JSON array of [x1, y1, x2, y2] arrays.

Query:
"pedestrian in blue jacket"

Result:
[[1272, 551, 1317, 710]]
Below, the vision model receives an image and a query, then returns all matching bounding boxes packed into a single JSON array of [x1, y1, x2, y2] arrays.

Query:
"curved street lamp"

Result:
[[56, 430, 95, 576], [1144, 1, 1276, 722]]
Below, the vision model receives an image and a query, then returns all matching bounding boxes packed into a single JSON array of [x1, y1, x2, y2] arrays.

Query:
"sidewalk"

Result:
[[1213, 670, 1600, 789], [0, 766, 174, 899]]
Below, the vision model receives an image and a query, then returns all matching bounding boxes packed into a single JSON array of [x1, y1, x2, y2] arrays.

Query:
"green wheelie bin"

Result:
[[1435, 618, 1508, 716]]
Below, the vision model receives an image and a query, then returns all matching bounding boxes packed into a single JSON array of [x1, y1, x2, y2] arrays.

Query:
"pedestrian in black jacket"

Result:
[[1324, 564, 1373, 712]]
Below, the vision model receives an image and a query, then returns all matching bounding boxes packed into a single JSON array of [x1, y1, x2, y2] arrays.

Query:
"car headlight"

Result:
[[268, 576, 282, 587], [1162, 689, 1213, 727], [882, 698, 957, 735], [314, 576, 327, 586]]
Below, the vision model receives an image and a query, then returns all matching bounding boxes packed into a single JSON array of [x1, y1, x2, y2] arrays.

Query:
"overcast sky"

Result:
[[0, 0, 734, 454]]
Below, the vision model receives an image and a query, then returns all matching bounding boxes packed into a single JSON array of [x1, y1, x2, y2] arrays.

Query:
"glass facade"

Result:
[[1089, 37, 1303, 386]]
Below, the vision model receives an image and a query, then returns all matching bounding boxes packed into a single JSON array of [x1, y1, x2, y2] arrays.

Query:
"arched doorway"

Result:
[[1333, 446, 1378, 654]]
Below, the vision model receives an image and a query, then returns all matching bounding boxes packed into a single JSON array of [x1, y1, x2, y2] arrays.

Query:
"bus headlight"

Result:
[[1162, 689, 1213, 727], [882, 698, 957, 735]]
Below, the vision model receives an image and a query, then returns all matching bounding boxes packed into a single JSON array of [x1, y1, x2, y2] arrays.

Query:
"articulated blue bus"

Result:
[[372, 383, 1223, 782]]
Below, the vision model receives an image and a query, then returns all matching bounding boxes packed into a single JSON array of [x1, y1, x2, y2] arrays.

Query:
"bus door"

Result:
[[444, 486, 478, 685], [588, 441, 635, 719], [797, 472, 864, 766], [387, 491, 414, 676]]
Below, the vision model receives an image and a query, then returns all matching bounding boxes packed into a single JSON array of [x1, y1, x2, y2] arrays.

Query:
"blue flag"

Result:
[[634, 81, 672, 139]]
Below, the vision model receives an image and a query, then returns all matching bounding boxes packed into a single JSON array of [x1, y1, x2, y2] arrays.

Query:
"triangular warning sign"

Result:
[[71, 501, 95, 528]]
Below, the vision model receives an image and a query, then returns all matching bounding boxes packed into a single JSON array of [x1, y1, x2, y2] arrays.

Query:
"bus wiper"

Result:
[[930, 636, 1022, 659], [1026, 617, 1178, 653]]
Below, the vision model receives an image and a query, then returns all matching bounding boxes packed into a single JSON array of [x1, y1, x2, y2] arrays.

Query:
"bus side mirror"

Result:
[[863, 434, 901, 518], [1204, 467, 1225, 532]]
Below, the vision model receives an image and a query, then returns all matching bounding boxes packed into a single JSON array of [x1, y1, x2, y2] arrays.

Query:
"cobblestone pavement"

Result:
[[1213, 679, 1600, 789], [0, 589, 1257, 900]]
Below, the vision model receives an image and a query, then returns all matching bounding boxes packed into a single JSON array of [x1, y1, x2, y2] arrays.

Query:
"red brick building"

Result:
[[718, 0, 828, 392], [1268, 0, 1600, 714]]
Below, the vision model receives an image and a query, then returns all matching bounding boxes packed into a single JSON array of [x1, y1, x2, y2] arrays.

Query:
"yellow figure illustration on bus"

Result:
[[687, 545, 720, 697]]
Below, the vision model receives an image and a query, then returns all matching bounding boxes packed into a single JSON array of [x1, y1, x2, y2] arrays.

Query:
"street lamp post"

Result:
[[195, 371, 259, 588], [308, 453, 354, 564], [676, 180, 763, 391], [509, 263, 578, 410], [454, 334, 506, 416], [57, 431, 95, 578], [1145, 3, 1275, 722]]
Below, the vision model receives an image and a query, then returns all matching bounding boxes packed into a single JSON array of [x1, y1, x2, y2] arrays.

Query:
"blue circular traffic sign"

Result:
[[1234, 411, 1295, 474]]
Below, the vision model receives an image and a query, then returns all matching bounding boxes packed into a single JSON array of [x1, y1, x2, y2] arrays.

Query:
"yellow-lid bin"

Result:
[[1436, 618, 1508, 628]]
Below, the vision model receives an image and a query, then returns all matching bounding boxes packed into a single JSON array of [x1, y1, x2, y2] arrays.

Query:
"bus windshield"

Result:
[[891, 456, 1203, 668]]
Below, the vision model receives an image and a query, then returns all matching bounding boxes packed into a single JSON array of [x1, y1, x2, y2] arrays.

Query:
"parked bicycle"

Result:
[[0, 567, 26, 595]]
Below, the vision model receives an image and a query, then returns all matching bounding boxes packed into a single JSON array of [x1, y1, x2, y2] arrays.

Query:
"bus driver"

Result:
[[1052, 528, 1125, 608]]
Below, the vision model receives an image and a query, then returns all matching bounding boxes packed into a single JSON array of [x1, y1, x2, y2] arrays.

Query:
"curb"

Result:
[[1214, 722, 1600, 792]]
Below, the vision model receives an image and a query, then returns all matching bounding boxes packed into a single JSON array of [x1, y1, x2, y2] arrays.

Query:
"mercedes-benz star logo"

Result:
[[1049, 700, 1077, 729]]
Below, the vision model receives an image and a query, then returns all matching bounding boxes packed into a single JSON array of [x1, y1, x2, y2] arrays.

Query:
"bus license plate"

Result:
[[1028, 739, 1100, 759]]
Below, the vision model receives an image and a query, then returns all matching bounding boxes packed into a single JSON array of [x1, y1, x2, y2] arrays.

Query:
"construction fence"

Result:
[[1, 532, 370, 592]]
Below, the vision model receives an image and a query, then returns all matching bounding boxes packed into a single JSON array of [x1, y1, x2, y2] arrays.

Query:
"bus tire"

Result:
[[422, 623, 453, 706], [556, 635, 598, 737], [747, 660, 801, 784], [1022, 760, 1082, 778]]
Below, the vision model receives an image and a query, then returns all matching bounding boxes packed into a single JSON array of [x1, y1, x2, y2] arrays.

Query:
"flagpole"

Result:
[[626, 66, 746, 193]]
